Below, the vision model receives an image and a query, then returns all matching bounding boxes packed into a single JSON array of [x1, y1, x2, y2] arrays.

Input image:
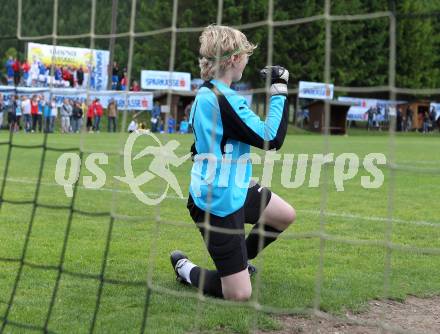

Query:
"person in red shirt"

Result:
[[86, 99, 95, 132], [130, 80, 140, 91], [93, 98, 103, 132], [30, 95, 41, 132], [120, 71, 128, 90], [62, 66, 71, 87], [12, 58, 21, 86]]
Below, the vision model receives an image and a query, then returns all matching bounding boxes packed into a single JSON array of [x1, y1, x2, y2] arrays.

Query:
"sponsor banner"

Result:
[[340, 96, 406, 121], [298, 81, 334, 100], [27, 42, 110, 91], [141, 70, 191, 91], [0, 86, 153, 110], [339, 96, 377, 108], [338, 96, 405, 108], [347, 106, 369, 121]]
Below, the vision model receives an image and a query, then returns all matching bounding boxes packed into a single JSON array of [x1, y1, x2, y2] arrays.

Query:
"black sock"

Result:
[[246, 223, 283, 260], [189, 266, 223, 298]]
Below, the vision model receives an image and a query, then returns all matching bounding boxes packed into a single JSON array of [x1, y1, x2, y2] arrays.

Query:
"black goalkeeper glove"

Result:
[[260, 65, 289, 96]]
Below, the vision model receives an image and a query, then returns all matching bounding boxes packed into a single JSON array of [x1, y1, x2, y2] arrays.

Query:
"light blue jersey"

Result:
[[189, 79, 288, 217]]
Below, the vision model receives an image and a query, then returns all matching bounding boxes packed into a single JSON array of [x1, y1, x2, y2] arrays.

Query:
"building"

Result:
[[307, 100, 353, 135]]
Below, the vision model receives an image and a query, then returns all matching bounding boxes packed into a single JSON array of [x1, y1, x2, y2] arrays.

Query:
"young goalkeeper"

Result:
[[171, 25, 296, 301]]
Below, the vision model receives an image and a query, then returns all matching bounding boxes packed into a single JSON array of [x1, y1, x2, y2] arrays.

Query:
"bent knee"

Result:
[[279, 205, 296, 228], [223, 287, 252, 302], [287, 206, 296, 224]]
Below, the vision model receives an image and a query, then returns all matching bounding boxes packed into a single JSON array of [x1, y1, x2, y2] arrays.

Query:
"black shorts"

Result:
[[187, 182, 272, 277]]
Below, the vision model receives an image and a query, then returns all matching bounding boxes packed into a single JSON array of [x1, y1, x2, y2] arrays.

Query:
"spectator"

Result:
[[21, 60, 30, 86], [49, 98, 58, 133], [120, 71, 128, 90], [423, 112, 430, 133], [72, 67, 78, 87], [68, 66, 74, 87], [21, 95, 32, 132], [30, 60, 39, 86], [130, 80, 140, 91], [90, 66, 96, 89], [406, 107, 413, 131], [167, 116, 175, 133], [54, 66, 62, 86], [38, 62, 47, 86], [107, 99, 118, 132], [375, 107, 381, 130], [384, 106, 390, 126], [81, 100, 87, 121], [7, 95, 17, 131], [396, 107, 402, 132], [77, 65, 84, 88], [86, 99, 94, 132], [417, 112, 424, 132], [112, 62, 119, 90], [0, 94, 4, 129], [62, 66, 70, 87], [5, 56, 14, 85], [60, 98, 72, 133], [127, 119, 137, 133], [117, 68, 125, 90], [31, 95, 42, 132], [14, 95, 22, 131], [430, 107, 437, 131], [7, 95, 15, 130], [12, 58, 21, 86], [367, 107, 374, 131], [151, 101, 161, 133], [179, 116, 189, 134], [71, 101, 83, 133], [93, 98, 103, 132], [43, 99, 51, 133]]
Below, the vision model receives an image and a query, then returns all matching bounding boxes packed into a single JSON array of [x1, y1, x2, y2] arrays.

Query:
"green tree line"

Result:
[[1, 0, 439, 90]]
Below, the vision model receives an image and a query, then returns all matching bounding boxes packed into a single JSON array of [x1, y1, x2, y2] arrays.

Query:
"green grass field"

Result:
[[0, 129, 439, 333]]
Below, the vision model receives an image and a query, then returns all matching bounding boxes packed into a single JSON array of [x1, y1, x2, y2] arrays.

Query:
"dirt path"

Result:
[[256, 296, 440, 334]]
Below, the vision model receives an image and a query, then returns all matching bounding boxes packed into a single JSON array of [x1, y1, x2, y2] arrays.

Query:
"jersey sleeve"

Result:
[[219, 94, 289, 150]]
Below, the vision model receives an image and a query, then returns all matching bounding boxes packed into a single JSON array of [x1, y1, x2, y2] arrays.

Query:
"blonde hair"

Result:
[[199, 25, 257, 81]]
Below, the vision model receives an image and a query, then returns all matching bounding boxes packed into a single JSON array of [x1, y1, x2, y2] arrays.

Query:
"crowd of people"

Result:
[[396, 106, 439, 133], [0, 93, 120, 134], [363, 105, 439, 133], [0, 93, 191, 135], [365, 106, 390, 131], [127, 101, 189, 135], [2, 57, 141, 91]]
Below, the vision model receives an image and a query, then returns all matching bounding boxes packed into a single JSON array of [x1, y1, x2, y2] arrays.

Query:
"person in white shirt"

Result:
[[21, 96, 32, 132], [30, 60, 40, 87], [127, 119, 137, 133], [60, 98, 72, 133], [50, 98, 58, 133]]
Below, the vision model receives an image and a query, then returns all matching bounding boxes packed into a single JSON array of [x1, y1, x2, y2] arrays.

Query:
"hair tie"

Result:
[[204, 47, 242, 61]]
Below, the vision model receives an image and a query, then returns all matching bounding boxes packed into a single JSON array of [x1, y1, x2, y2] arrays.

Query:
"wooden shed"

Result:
[[307, 100, 353, 135], [397, 100, 430, 130]]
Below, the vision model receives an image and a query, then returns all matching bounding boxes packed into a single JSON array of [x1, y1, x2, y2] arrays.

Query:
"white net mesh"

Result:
[[0, 1, 439, 333]]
